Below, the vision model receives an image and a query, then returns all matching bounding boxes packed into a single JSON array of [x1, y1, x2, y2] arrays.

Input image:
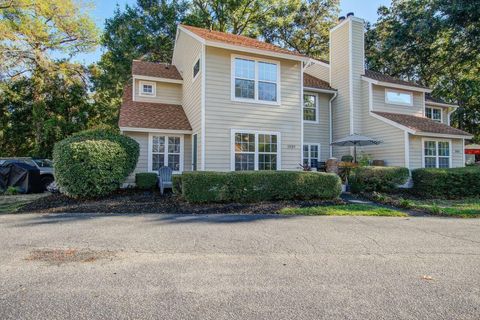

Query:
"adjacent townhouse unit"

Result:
[[119, 14, 472, 183]]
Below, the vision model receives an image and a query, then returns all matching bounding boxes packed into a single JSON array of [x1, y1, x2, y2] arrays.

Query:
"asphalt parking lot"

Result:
[[1, 213, 479, 319]]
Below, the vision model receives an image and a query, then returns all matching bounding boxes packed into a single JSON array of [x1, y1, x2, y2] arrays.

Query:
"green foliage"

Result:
[[53, 129, 139, 198], [412, 166, 480, 198], [349, 166, 410, 193], [365, 0, 480, 142], [172, 175, 183, 195], [341, 155, 354, 162], [280, 204, 407, 217], [177, 171, 341, 203], [4, 186, 21, 196], [135, 173, 158, 190]]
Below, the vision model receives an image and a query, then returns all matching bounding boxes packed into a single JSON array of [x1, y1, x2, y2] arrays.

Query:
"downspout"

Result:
[[329, 92, 338, 158]]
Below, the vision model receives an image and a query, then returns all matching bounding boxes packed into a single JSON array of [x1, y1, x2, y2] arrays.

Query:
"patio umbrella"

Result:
[[330, 134, 383, 163]]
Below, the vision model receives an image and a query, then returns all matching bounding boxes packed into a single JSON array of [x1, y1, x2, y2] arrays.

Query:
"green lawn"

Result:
[[280, 204, 407, 217], [0, 194, 47, 214], [408, 198, 480, 218]]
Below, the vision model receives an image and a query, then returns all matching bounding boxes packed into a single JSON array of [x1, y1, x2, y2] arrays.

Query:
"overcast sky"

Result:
[[74, 0, 391, 65]]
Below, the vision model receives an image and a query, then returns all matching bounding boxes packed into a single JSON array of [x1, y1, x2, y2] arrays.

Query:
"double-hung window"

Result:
[[303, 144, 320, 168], [233, 131, 280, 171], [423, 139, 451, 168], [150, 135, 182, 172], [303, 94, 318, 122], [385, 89, 413, 106], [425, 107, 442, 122], [140, 81, 155, 96], [233, 56, 279, 104]]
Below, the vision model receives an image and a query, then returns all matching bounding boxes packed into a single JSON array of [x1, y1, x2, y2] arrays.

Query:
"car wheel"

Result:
[[41, 175, 54, 191]]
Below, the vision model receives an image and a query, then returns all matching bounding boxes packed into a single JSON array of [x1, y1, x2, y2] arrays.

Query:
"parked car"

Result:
[[0, 157, 54, 191]]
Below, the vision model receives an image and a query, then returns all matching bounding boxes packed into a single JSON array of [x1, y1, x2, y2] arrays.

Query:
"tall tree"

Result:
[[0, 0, 98, 156], [0, 67, 94, 157], [365, 0, 480, 141], [91, 0, 189, 128]]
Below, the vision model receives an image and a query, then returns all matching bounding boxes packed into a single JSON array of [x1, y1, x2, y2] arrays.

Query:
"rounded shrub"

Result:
[[135, 172, 158, 190], [53, 129, 139, 198], [349, 166, 410, 193]]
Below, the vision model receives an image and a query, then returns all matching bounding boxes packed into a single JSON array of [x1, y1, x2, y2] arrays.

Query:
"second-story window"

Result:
[[425, 107, 442, 122], [140, 81, 156, 96], [385, 89, 413, 106], [233, 56, 279, 104], [303, 94, 317, 122]]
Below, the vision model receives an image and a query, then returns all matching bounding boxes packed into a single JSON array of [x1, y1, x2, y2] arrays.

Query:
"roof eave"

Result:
[[204, 40, 309, 62], [426, 101, 458, 108], [361, 76, 432, 93], [413, 131, 473, 139], [132, 74, 183, 84], [303, 86, 337, 94]]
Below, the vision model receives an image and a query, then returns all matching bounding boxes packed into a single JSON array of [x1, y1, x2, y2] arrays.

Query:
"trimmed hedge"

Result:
[[175, 171, 342, 203], [135, 172, 157, 189], [349, 166, 410, 193], [53, 129, 139, 198], [412, 166, 480, 198]]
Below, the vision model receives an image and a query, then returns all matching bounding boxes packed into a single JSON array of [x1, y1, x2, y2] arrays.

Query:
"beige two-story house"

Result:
[[118, 14, 472, 183]]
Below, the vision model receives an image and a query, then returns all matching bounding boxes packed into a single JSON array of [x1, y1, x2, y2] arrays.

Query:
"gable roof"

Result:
[[180, 24, 307, 59], [119, 84, 191, 131], [303, 74, 335, 91], [372, 111, 471, 137], [363, 70, 429, 90], [132, 60, 182, 80]]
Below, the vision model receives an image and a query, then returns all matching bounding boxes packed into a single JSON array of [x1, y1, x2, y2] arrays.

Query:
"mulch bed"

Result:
[[18, 189, 344, 214]]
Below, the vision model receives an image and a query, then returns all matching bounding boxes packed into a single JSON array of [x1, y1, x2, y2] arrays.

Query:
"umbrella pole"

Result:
[[354, 144, 357, 163]]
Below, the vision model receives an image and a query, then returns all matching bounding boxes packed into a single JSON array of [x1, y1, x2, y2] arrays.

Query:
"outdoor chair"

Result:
[[158, 166, 173, 195]]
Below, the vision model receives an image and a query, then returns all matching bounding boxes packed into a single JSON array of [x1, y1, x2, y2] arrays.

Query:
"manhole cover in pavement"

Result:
[[26, 248, 115, 264]]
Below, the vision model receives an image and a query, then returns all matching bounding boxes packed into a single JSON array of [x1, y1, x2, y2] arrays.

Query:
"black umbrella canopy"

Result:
[[331, 134, 383, 162]]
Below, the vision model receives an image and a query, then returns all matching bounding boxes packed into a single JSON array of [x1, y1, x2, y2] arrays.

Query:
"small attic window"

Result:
[[139, 81, 155, 96], [193, 58, 200, 81]]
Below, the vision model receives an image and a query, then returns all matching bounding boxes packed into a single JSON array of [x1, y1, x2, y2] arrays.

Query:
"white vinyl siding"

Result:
[[122, 131, 149, 184], [134, 79, 182, 105], [303, 92, 331, 161], [371, 84, 423, 116], [304, 63, 330, 82], [205, 46, 301, 171], [172, 30, 203, 169]]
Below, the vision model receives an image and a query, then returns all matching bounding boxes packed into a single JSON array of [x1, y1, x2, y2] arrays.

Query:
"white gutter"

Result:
[[329, 91, 338, 158], [361, 76, 432, 93]]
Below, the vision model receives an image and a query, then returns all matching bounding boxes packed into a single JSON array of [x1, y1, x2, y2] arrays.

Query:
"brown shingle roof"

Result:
[[303, 73, 335, 91], [372, 111, 471, 136], [425, 93, 457, 106], [132, 60, 182, 80], [364, 70, 428, 90], [180, 24, 307, 58], [119, 84, 191, 131]]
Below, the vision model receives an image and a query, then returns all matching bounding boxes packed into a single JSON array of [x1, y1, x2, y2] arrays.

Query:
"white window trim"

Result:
[[303, 92, 319, 124], [147, 133, 184, 173], [230, 129, 281, 171], [303, 143, 321, 166], [421, 138, 452, 169], [385, 88, 413, 106], [425, 106, 443, 123], [231, 54, 281, 106], [192, 53, 201, 83], [139, 80, 156, 97]]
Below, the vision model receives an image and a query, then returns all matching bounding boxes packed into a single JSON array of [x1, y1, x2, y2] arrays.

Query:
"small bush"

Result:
[[135, 173, 157, 189], [172, 175, 182, 195], [5, 186, 21, 195], [176, 171, 342, 203], [349, 166, 410, 193], [412, 166, 480, 198], [53, 129, 139, 198]]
